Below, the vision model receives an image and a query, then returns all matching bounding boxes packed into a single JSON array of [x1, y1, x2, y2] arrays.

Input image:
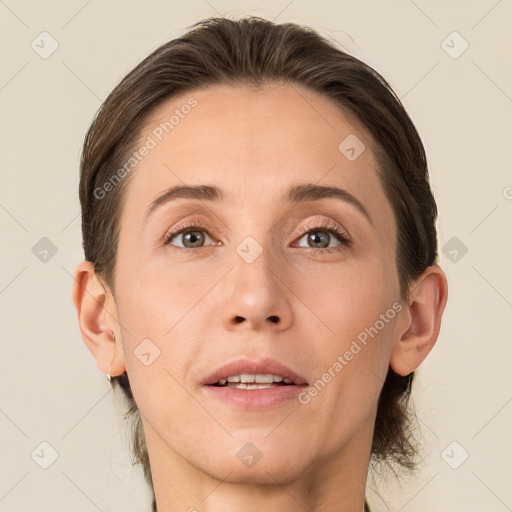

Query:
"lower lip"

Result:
[[202, 384, 308, 410]]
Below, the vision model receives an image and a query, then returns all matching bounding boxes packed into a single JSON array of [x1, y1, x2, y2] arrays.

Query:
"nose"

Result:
[[220, 243, 293, 332]]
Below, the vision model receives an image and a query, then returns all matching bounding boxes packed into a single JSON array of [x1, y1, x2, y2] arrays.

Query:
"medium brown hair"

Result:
[[79, 15, 439, 508]]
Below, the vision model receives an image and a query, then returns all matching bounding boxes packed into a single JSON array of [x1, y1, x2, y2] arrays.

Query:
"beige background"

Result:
[[1, 1, 511, 510]]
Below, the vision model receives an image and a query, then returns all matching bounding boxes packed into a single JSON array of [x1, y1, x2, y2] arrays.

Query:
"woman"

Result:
[[72, 16, 448, 512]]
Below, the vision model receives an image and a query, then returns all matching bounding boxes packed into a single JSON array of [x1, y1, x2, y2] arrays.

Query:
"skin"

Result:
[[73, 82, 448, 512]]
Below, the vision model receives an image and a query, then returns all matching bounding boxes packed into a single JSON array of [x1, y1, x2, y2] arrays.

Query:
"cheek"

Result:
[[298, 258, 398, 399], [113, 271, 209, 427], [297, 255, 396, 337], [114, 263, 214, 382], [116, 255, 209, 330]]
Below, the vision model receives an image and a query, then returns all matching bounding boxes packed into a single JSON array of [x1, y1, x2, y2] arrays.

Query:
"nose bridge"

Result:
[[234, 233, 280, 302], [231, 202, 281, 283], [220, 231, 293, 330]]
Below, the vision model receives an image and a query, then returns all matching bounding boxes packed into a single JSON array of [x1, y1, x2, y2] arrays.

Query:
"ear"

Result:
[[72, 261, 126, 377], [390, 264, 448, 376]]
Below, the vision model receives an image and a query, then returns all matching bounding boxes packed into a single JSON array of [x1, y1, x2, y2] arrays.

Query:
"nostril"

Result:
[[268, 315, 279, 323], [234, 316, 245, 324]]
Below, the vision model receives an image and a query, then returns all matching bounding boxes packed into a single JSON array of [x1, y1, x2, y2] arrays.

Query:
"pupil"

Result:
[[185, 231, 204, 247], [309, 231, 329, 248]]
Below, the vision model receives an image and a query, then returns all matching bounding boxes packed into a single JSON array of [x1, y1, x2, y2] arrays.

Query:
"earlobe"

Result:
[[72, 261, 126, 377], [389, 264, 448, 377]]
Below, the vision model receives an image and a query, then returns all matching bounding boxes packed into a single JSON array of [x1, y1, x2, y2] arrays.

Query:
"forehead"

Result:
[[120, 82, 394, 236]]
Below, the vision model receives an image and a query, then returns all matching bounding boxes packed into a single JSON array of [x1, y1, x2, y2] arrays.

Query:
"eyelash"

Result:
[[163, 219, 352, 253]]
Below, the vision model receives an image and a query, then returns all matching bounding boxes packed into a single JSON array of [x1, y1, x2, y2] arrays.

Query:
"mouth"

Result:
[[211, 373, 296, 390], [202, 357, 308, 388], [201, 357, 308, 410]]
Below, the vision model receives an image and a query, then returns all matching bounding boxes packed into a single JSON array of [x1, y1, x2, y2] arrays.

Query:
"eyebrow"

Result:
[[144, 183, 373, 225]]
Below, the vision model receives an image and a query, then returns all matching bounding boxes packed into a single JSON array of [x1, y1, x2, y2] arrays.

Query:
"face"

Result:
[[108, 82, 403, 485]]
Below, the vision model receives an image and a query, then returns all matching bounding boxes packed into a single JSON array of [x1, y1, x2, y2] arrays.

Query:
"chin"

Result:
[[192, 437, 312, 485], [201, 455, 307, 486]]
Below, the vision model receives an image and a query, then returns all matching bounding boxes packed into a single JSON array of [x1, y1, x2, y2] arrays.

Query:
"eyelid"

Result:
[[163, 219, 215, 246], [291, 218, 352, 247]]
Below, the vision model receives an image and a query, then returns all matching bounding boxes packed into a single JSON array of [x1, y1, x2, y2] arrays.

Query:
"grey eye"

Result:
[[167, 230, 213, 248], [297, 230, 340, 249]]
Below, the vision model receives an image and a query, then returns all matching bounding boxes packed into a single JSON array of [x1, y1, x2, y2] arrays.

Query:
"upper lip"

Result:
[[202, 357, 308, 386]]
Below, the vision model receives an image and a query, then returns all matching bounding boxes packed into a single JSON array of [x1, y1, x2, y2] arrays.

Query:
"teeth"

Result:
[[255, 374, 274, 383], [228, 383, 276, 390], [216, 374, 291, 386]]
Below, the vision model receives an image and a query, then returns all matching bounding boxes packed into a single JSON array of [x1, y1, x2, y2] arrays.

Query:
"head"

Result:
[[73, 16, 447, 508]]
